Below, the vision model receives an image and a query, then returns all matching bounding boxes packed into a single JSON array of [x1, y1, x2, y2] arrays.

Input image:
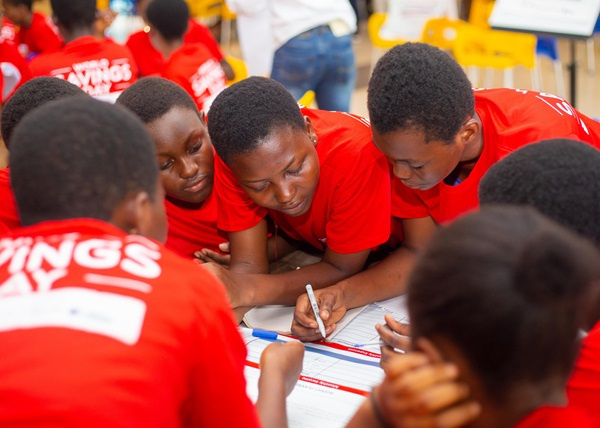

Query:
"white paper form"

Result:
[[241, 327, 384, 428], [330, 296, 409, 352], [242, 304, 368, 337]]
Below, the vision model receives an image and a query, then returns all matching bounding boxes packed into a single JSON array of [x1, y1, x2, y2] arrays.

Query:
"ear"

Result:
[[199, 110, 208, 125], [304, 116, 318, 146], [109, 191, 153, 236], [414, 337, 446, 363], [457, 115, 481, 145]]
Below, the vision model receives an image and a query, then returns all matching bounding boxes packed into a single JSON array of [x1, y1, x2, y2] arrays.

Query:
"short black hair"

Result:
[[117, 77, 198, 123], [50, 0, 96, 32], [207, 76, 305, 165], [146, 0, 189, 42], [9, 97, 158, 226], [3, 0, 33, 9], [479, 139, 600, 248], [408, 205, 600, 403], [367, 42, 474, 143], [1, 77, 87, 149]]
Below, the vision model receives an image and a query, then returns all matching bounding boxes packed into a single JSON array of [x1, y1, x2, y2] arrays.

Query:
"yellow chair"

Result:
[[452, 23, 537, 88], [421, 17, 464, 51], [225, 55, 247, 86], [367, 12, 408, 71], [297, 90, 316, 108], [468, 0, 495, 29], [186, 0, 223, 20]]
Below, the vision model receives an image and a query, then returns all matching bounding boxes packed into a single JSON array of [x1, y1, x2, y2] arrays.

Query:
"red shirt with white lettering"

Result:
[[1, 18, 17, 46], [126, 19, 224, 77], [0, 219, 260, 428], [164, 191, 227, 259], [0, 168, 19, 231], [15, 12, 63, 59], [215, 108, 391, 254], [29, 35, 138, 102], [162, 43, 227, 112], [514, 405, 593, 427], [567, 322, 600, 423], [0, 38, 31, 100], [391, 88, 600, 224]]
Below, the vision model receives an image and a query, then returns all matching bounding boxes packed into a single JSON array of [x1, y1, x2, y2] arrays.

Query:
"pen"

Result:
[[252, 329, 279, 340], [352, 340, 385, 348], [305, 283, 327, 339]]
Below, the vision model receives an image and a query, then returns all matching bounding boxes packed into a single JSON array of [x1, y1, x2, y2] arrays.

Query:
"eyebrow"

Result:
[[244, 156, 296, 183]]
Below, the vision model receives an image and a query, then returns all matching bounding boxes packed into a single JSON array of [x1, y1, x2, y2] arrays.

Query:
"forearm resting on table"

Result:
[[242, 252, 369, 306], [334, 246, 418, 309]]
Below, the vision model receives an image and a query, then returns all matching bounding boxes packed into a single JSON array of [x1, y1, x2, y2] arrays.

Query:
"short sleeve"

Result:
[[214, 154, 267, 232]]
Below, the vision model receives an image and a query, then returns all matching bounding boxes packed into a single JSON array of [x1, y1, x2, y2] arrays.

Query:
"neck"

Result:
[[61, 27, 94, 43], [473, 378, 567, 428], [149, 32, 183, 59], [22, 11, 34, 27]]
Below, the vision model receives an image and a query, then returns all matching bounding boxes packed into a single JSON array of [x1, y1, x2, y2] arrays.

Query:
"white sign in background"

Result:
[[489, 0, 600, 37]]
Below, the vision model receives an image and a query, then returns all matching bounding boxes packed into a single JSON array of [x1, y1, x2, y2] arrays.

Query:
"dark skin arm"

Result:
[[291, 216, 437, 341], [205, 246, 372, 309]]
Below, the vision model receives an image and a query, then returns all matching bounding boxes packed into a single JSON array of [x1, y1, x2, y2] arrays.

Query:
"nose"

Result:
[[274, 182, 296, 205], [180, 157, 199, 179], [393, 162, 414, 181]]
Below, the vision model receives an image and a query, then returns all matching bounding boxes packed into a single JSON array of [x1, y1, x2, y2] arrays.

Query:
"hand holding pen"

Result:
[[291, 284, 346, 342], [376, 314, 412, 369]]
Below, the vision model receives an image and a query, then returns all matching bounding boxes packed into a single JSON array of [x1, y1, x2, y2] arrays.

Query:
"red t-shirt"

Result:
[[164, 190, 227, 259], [1, 18, 18, 46], [215, 108, 391, 254], [0, 167, 19, 231], [126, 19, 224, 77], [0, 219, 260, 428], [15, 12, 63, 59], [162, 43, 227, 112], [0, 38, 31, 100], [567, 322, 600, 424], [29, 35, 138, 102], [391, 88, 600, 224], [514, 405, 594, 427]]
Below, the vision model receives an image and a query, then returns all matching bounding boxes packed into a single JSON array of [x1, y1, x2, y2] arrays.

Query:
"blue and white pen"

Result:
[[252, 329, 279, 340], [305, 283, 327, 339]]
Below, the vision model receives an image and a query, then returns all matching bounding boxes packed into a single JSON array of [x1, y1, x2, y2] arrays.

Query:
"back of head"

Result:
[[3, 0, 33, 10], [50, 0, 96, 32], [207, 76, 305, 165], [117, 77, 198, 123], [408, 205, 600, 403], [1, 77, 87, 149], [479, 138, 600, 248], [9, 97, 159, 226], [146, 0, 189, 42], [367, 42, 474, 143]]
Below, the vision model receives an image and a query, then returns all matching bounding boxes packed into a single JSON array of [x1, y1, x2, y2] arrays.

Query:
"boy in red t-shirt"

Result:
[[1, 0, 63, 60], [145, 0, 227, 112], [292, 42, 600, 341], [126, 0, 233, 79], [205, 76, 391, 318], [1, 95, 304, 428], [117, 77, 228, 259], [29, 0, 138, 102], [0, 76, 87, 233]]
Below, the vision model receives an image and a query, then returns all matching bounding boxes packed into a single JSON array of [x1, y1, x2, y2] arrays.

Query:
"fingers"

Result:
[[291, 318, 337, 342], [376, 322, 411, 352], [218, 242, 230, 253], [380, 350, 429, 374], [194, 249, 231, 267], [384, 313, 411, 336], [431, 401, 481, 428]]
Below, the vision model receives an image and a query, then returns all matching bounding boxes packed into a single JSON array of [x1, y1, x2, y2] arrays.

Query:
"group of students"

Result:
[[0, 0, 230, 106], [0, 12, 600, 427]]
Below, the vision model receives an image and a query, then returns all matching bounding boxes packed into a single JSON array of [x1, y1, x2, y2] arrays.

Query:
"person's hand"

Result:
[[259, 341, 305, 396], [195, 242, 231, 267], [374, 351, 480, 427], [201, 262, 248, 308], [291, 285, 347, 341], [377, 313, 412, 369]]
